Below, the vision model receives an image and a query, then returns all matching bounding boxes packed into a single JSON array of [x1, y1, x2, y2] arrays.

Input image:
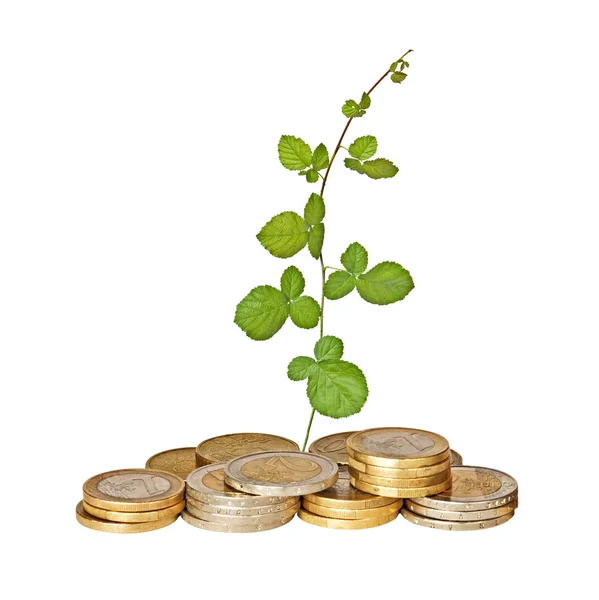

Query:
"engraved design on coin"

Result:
[[362, 431, 435, 456], [447, 470, 502, 497], [241, 456, 321, 483], [198, 434, 299, 462], [97, 474, 171, 499], [203, 468, 231, 492]]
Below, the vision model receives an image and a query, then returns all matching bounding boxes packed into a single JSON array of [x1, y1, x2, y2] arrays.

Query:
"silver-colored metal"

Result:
[[181, 509, 295, 533], [186, 494, 299, 516], [405, 498, 518, 521], [400, 506, 515, 531], [186, 501, 300, 525], [450, 449, 463, 466]]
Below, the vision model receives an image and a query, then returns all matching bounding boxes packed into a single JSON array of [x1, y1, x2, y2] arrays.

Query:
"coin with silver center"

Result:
[[308, 431, 355, 465], [186, 494, 299, 516], [401, 506, 514, 531], [405, 498, 518, 521], [181, 509, 295, 533], [186, 501, 300, 525], [225, 451, 338, 496]]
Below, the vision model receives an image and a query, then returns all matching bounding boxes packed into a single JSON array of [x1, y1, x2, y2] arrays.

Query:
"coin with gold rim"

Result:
[[302, 498, 402, 520], [181, 509, 295, 533], [350, 474, 452, 498], [348, 456, 451, 479], [298, 507, 399, 529], [186, 501, 300, 525], [401, 506, 514, 531], [145, 447, 197, 480], [309, 431, 355, 465], [450, 449, 463, 466], [405, 498, 518, 521], [348, 466, 450, 488], [186, 494, 298, 516], [82, 499, 185, 523], [76, 501, 178, 533]]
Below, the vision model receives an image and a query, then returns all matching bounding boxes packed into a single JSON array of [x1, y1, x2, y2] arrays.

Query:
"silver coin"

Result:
[[186, 494, 299, 516], [186, 501, 300, 525], [450, 449, 463, 466], [401, 507, 515, 531], [186, 462, 288, 507], [181, 509, 295, 533], [411, 466, 518, 511], [224, 451, 338, 496], [405, 498, 518, 521]]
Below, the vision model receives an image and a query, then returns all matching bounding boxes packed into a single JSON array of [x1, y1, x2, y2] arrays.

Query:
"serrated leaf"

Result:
[[341, 242, 368, 275], [280, 266, 305, 300], [344, 157, 365, 174], [312, 143, 329, 171], [287, 356, 317, 381], [289, 296, 320, 329], [234, 285, 289, 341], [363, 158, 398, 180], [257, 211, 309, 258], [305, 169, 319, 183], [391, 71, 407, 83], [356, 261, 414, 305], [304, 193, 325, 226], [342, 100, 365, 118], [314, 336, 344, 361], [359, 92, 371, 109], [278, 135, 312, 171], [323, 271, 356, 300], [348, 135, 378, 161], [308, 223, 324, 259], [307, 360, 368, 418]]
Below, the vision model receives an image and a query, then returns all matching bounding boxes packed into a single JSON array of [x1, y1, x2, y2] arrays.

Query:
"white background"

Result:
[[1, 1, 598, 598]]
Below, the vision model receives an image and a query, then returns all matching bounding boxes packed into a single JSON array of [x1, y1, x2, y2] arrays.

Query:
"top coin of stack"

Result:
[[145, 447, 197, 481], [347, 427, 452, 498]]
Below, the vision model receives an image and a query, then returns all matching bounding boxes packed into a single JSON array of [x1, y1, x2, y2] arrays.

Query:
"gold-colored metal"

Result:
[[450, 449, 463, 466], [298, 507, 399, 529], [405, 498, 518, 521], [400, 506, 515, 531], [82, 499, 185, 523], [186, 494, 298, 516], [145, 447, 197, 480], [75, 501, 177, 533], [348, 466, 450, 488], [195, 433, 299, 467], [181, 509, 295, 533], [350, 474, 452, 498], [302, 498, 403, 520], [348, 456, 451, 479], [409, 466, 519, 511], [224, 451, 338, 496], [186, 501, 300, 525], [347, 427, 450, 468], [83, 468, 185, 512], [308, 431, 355, 465]]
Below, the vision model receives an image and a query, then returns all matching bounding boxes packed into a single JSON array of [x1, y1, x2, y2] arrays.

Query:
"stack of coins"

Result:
[[76, 469, 185, 533], [183, 462, 300, 533], [195, 433, 299, 467], [347, 427, 453, 498], [145, 447, 197, 481], [401, 466, 518, 530]]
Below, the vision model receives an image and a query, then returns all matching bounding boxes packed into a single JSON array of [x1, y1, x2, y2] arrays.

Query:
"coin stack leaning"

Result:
[[77, 468, 185, 533], [183, 462, 301, 533], [401, 466, 518, 531], [347, 427, 453, 498]]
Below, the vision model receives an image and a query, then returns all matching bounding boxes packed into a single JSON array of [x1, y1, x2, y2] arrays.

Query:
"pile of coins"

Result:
[[401, 466, 519, 531], [76, 468, 185, 533]]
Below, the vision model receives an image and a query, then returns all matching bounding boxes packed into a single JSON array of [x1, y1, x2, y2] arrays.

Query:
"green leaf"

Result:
[[390, 61, 399, 71], [391, 71, 407, 83], [342, 99, 365, 118], [307, 360, 368, 418], [359, 92, 371, 109], [304, 193, 325, 226], [305, 169, 319, 183], [356, 261, 414, 305], [280, 266, 305, 300], [257, 211, 309, 258], [363, 158, 399, 179], [348, 135, 378, 161], [312, 143, 329, 171], [323, 271, 356, 300], [341, 242, 368, 275], [287, 356, 317, 381], [278, 135, 312, 170], [314, 335, 344, 361], [234, 285, 289, 341], [344, 158, 365, 174], [402, 61, 409, 69], [289, 296, 320, 329], [308, 223, 324, 259]]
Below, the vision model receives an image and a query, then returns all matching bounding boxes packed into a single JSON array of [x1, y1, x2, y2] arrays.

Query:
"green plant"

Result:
[[234, 51, 415, 450]]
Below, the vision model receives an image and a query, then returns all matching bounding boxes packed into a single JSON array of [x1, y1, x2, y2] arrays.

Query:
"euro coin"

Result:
[[145, 447, 197, 480], [347, 428, 450, 468], [186, 494, 299, 516], [83, 468, 185, 512], [450, 449, 463, 466], [298, 507, 399, 530], [76, 501, 177, 533], [181, 509, 295, 533], [186, 501, 299, 525], [195, 433, 299, 467], [348, 466, 450, 488], [348, 456, 451, 479], [82, 499, 184, 523], [224, 451, 338, 496], [410, 466, 518, 511], [350, 474, 452, 498], [308, 431, 355, 465], [302, 498, 403, 520], [405, 498, 518, 521], [400, 506, 514, 531]]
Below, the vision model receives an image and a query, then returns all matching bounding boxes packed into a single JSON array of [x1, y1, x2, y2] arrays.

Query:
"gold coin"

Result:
[[347, 427, 450, 468], [82, 499, 185, 523], [450, 449, 463, 466], [186, 501, 299, 525], [303, 468, 398, 509], [195, 433, 299, 467], [224, 451, 338, 496], [75, 501, 177, 533], [350, 474, 452, 498], [181, 509, 295, 533], [298, 507, 399, 530], [186, 494, 299, 516], [348, 466, 450, 488], [348, 456, 451, 479], [145, 447, 197, 480], [308, 431, 355, 465], [400, 506, 514, 531], [405, 498, 518, 521], [83, 468, 185, 512], [302, 498, 403, 520]]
